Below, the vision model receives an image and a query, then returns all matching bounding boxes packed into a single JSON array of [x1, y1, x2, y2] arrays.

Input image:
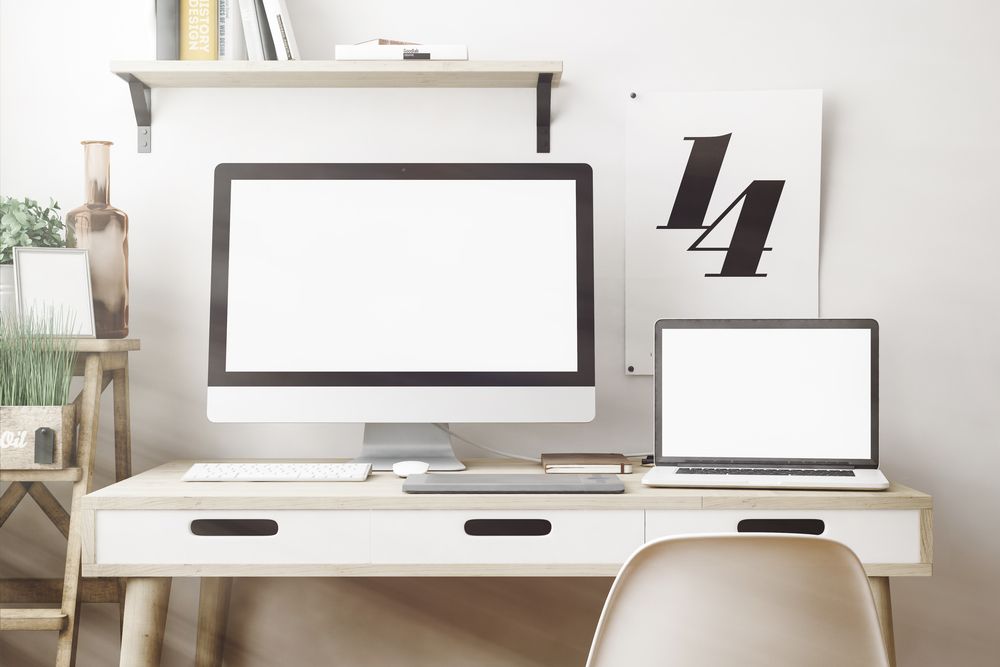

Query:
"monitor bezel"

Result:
[[654, 319, 879, 468], [209, 163, 595, 388]]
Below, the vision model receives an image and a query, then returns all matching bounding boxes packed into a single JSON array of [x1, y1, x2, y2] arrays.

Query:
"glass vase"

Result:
[[65, 141, 129, 338]]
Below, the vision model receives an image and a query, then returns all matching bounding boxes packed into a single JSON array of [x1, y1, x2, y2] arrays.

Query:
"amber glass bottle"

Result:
[[65, 141, 129, 338]]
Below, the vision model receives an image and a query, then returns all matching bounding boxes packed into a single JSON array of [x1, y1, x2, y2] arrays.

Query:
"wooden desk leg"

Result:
[[112, 362, 133, 633], [196, 577, 233, 667], [112, 362, 133, 482], [120, 578, 172, 667], [56, 354, 103, 667], [869, 576, 897, 667]]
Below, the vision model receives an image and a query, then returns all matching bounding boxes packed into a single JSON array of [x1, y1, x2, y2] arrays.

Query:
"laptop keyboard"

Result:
[[677, 468, 855, 477]]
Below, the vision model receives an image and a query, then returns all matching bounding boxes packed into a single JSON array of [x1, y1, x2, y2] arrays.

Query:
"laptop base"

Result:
[[642, 466, 890, 491]]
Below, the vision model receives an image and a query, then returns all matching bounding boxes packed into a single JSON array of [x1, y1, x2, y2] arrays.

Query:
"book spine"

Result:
[[180, 0, 218, 60], [217, 0, 226, 58], [155, 0, 180, 60], [237, 0, 264, 61], [262, 0, 299, 60], [254, 0, 277, 60], [402, 45, 467, 61], [218, 0, 247, 60], [335, 44, 468, 61]]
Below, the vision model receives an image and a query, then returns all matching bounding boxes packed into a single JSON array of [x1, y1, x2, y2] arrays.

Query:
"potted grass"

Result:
[[0, 312, 77, 469]]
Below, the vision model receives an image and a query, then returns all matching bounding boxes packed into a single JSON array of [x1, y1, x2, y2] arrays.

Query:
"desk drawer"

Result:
[[645, 509, 922, 563], [371, 510, 644, 564], [95, 510, 370, 564]]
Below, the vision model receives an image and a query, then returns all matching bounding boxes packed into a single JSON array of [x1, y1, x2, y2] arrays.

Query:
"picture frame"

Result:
[[13, 247, 96, 338]]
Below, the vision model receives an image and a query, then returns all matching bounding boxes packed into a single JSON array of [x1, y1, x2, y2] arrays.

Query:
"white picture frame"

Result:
[[13, 247, 96, 338]]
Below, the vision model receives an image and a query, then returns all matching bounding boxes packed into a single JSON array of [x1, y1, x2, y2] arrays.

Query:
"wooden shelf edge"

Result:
[[110, 59, 562, 88], [70, 338, 140, 353], [0, 608, 68, 631], [0, 577, 121, 604], [109, 59, 564, 72], [0, 468, 82, 482]]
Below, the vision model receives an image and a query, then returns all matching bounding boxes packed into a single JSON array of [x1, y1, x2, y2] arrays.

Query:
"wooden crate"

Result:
[[0, 405, 75, 469]]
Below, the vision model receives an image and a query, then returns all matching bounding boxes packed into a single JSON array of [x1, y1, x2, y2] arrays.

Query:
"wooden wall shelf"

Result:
[[110, 60, 563, 153]]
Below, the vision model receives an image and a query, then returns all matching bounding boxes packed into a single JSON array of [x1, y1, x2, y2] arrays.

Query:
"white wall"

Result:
[[2, 1, 999, 665]]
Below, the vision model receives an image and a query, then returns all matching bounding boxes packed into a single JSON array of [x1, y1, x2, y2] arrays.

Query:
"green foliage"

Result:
[[0, 196, 66, 265], [0, 311, 77, 406]]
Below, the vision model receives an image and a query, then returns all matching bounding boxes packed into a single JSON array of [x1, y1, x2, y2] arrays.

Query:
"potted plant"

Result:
[[0, 313, 77, 470], [0, 196, 66, 319]]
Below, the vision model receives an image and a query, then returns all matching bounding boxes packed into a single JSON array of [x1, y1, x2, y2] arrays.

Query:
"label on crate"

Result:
[[0, 430, 29, 449]]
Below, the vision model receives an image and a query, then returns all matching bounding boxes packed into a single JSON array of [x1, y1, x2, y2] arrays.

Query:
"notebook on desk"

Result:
[[541, 453, 633, 474]]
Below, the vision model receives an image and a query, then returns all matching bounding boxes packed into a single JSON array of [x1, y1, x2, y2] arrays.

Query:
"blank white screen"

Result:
[[225, 179, 578, 372], [659, 328, 872, 460]]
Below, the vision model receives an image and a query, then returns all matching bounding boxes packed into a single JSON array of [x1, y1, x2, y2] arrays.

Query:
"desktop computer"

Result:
[[207, 163, 595, 470]]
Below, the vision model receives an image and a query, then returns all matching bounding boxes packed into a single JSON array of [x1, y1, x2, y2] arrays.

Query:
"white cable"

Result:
[[434, 424, 540, 462], [434, 424, 651, 463]]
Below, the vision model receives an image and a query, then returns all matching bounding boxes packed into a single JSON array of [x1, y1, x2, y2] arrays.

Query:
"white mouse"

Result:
[[392, 460, 430, 478]]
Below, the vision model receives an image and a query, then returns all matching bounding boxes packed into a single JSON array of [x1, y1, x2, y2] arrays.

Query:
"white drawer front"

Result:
[[645, 509, 921, 563], [95, 510, 370, 564], [371, 510, 644, 564]]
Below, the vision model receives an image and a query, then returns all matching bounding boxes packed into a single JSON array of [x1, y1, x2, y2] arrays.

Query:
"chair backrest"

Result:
[[586, 534, 889, 667]]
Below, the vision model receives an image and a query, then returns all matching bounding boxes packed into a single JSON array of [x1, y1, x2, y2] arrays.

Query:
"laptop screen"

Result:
[[656, 322, 876, 465]]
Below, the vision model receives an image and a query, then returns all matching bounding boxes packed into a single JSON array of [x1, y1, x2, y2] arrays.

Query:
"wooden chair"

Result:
[[586, 534, 890, 667]]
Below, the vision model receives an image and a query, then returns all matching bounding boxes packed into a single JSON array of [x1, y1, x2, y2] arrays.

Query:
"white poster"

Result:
[[625, 90, 822, 375]]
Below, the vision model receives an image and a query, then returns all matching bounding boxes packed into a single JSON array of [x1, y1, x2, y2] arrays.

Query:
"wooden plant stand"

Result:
[[1, 339, 139, 667]]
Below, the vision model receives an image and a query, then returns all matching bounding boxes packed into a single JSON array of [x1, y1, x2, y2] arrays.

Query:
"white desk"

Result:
[[80, 460, 932, 666]]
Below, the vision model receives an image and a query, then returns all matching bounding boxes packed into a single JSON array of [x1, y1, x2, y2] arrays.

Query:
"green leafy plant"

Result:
[[0, 196, 65, 264], [0, 311, 77, 406]]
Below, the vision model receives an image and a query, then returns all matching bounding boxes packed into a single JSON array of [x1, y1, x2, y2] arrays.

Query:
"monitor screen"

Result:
[[657, 324, 875, 463], [210, 164, 594, 387]]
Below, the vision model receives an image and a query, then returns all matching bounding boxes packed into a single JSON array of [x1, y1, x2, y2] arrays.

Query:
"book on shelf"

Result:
[[541, 453, 634, 474], [218, 0, 246, 60], [335, 39, 468, 61], [180, 0, 218, 60], [236, 0, 264, 60], [155, 0, 180, 60], [254, 0, 278, 60], [262, 0, 300, 60]]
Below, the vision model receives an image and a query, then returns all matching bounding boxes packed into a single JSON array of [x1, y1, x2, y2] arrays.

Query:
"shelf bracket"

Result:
[[119, 74, 151, 153], [536, 72, 553, 153]]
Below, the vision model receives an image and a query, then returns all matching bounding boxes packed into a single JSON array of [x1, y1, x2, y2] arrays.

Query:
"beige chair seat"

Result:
[[586, 534, 889, 667]]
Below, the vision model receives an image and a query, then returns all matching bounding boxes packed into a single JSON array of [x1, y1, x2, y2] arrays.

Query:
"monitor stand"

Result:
[[353, 423, 466, 471]]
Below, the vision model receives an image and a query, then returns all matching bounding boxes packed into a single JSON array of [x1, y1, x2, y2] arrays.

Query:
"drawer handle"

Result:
[[190, 519, 279, 536], [737, 519, 825, 535], [464, 519, 552, 536]]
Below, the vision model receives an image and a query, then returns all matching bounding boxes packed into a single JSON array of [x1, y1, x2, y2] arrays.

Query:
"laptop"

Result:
[[642, 319, 890, 491]]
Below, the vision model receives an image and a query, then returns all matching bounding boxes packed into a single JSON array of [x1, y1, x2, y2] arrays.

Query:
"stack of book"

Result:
[[157, 0, 300, 61]]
